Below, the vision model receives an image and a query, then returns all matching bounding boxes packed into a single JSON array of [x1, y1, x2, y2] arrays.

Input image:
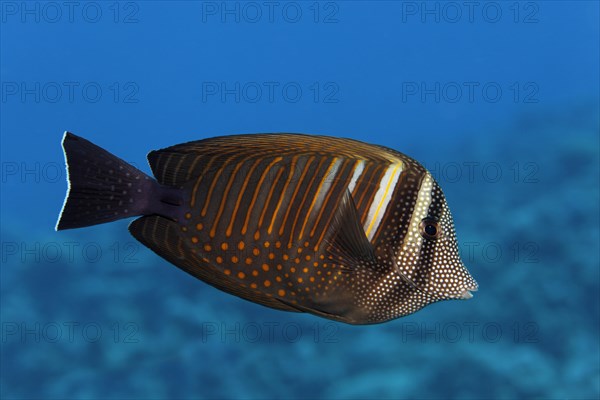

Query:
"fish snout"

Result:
[[458, 284, 479, 300]]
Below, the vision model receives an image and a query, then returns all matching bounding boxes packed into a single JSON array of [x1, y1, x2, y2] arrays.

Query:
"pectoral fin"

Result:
[[326, 189, 376, 268]]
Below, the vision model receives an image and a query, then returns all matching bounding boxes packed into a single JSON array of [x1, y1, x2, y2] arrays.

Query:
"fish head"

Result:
[[416, 178, 478, 300], [396, 173, 478, 303]]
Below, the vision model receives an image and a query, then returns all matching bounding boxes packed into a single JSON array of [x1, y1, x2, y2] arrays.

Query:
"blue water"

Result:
[[1, 2, 599, 399]]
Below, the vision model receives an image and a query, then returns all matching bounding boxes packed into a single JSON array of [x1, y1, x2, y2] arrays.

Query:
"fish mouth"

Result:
[[458, 286, 478, 300]]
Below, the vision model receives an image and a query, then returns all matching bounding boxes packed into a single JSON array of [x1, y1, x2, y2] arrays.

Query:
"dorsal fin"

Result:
[[146, 133, 400, 187]]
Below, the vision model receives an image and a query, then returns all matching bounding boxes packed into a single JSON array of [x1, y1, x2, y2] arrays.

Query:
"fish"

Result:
[[55, 131, 478, 325]]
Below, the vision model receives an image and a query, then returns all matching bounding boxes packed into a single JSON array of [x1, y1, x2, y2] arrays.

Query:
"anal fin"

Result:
[[129, 216, 300, 313]]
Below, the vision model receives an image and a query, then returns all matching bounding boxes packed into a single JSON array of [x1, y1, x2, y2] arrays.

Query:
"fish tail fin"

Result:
[[56, 132, 179, 231]]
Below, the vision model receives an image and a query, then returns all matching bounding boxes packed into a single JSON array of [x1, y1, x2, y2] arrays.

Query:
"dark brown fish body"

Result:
[[56, 132, 478, 324]]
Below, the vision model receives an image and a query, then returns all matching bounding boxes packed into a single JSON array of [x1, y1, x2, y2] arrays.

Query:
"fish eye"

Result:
[[420, 218, 440, 240]]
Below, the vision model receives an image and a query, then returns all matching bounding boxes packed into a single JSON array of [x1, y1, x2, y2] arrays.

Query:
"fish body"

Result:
[[56, 132, 477, 324]]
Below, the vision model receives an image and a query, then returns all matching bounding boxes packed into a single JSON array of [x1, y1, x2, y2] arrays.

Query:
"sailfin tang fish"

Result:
[[56, 132, 478, 324]]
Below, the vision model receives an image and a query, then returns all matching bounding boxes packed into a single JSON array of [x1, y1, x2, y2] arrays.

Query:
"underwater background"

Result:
[[1, 1, 599, 399]]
